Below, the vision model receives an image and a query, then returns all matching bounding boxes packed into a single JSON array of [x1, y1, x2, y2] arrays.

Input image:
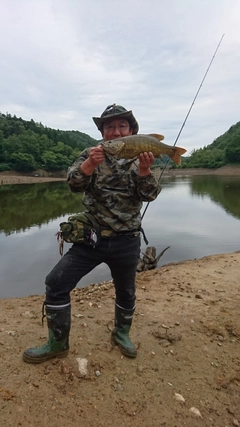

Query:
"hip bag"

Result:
[[57, 212, 101, 255]]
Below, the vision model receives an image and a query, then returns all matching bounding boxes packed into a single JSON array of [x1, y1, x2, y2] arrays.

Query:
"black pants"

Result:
[[45, 234, 140, 309]]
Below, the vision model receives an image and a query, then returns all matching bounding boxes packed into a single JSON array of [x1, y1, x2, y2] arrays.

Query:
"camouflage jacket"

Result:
[[67, 148, 161, 232]]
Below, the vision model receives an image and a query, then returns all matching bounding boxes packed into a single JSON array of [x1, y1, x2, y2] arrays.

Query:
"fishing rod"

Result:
[[141, 33, 225, 221]]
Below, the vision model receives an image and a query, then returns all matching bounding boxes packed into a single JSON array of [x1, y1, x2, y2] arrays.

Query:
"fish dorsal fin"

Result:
[[149, 133, 165, 141]]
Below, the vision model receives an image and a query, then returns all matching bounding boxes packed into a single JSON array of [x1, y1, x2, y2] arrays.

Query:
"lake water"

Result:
[[0, 174, 239, 299]]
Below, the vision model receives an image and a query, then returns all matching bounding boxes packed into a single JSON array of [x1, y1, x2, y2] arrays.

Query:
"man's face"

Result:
[[101, 118, 133, 141]]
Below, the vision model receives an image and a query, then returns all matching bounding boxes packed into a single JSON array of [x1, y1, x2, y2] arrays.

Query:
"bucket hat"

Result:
[[92, 103, 139, 134]]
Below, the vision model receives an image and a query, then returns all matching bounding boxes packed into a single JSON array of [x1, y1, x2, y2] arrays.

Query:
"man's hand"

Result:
[[138, 152, 155, 176], [81, 146, 105, 175], [88, 146, 105, 166]]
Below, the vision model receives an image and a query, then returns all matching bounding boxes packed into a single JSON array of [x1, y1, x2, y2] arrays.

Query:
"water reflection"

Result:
[[190, 175, 240, 219], [0, 176, 239, 299], [160, 175, 240, 219], [0, 182, 84, 234]]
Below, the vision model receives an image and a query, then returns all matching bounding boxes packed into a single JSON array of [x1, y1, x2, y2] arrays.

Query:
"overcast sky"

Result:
[[1, 0, 239, 154]]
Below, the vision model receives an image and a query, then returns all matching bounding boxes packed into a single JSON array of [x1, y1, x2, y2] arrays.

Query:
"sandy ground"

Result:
[[0, 252, 240, 427], [0, 171, 65, 185], [0, 166, 240, 426]]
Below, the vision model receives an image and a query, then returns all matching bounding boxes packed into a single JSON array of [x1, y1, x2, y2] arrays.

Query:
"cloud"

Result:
[[0, 0, 240, 153]]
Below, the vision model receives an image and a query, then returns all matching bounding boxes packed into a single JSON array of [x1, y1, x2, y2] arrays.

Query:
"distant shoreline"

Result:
[[1, 165, 240, 185], [154, 165, 240, 177]]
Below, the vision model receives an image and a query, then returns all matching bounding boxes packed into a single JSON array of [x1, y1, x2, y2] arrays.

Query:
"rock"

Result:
[[175, 393, 185, 403], [76, 357, 88, 377], [189, 407, 202, 418]]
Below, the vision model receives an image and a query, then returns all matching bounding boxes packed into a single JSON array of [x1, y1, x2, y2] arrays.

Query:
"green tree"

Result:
[[41, 151, 58, 170], [11, 152, 37, 172], [225, 139, 240, 162]]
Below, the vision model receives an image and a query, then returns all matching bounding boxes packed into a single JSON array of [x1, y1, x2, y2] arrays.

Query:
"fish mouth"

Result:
[[102, 141, 125, 157]]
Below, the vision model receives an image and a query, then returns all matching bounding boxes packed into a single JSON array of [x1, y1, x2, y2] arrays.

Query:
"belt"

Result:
[[101, 228, 140, 238], [100, 227, 148, 244]]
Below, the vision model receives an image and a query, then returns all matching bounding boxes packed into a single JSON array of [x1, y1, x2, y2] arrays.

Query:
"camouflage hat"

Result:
[[92, 103, 139, 134]]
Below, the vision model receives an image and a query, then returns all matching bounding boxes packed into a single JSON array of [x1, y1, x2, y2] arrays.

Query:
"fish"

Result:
[[101, 134, 187, 165]]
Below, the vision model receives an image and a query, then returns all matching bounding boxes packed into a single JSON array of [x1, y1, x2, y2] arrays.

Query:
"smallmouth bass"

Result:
[[101, 134, 187, 165]]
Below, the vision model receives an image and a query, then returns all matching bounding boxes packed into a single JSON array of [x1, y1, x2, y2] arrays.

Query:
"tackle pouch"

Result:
[[57, 212, 101, 254]]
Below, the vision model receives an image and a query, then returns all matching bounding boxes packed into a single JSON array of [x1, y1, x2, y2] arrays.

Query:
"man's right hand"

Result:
[[80, 146, 105, 175]]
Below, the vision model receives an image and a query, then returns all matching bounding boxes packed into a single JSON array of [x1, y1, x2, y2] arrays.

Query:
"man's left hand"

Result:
[[138, 152, 155, 176]]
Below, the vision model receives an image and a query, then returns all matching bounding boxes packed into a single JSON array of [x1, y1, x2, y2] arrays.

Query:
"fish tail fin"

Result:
[[149, 133, 165, 141], [171, 147, 187, 165]]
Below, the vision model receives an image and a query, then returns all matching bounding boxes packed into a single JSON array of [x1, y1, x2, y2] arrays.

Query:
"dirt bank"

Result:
[[165, 165, 240, 176], [0, 251, 240, 426], [0, 170, 65, 185], [1, 165, 240, 185]]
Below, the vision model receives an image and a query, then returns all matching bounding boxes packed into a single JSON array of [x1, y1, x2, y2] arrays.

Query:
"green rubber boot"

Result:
[[23, 304, 71, 364], [111, 305, 137, 358]]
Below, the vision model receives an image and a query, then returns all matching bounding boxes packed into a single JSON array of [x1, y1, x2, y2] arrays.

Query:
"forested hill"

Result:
[[182, 121, 240, 169], [0, 113, 239, 172], [0, 113, 98, 173]]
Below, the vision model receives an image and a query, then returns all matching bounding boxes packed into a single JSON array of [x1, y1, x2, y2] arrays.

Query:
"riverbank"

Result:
[[165, 165, 240, 176], [1, 251, 240, 426], [0, 170, 66, 185], [1, 165, 240, 185], [1, 165, 240, 426]]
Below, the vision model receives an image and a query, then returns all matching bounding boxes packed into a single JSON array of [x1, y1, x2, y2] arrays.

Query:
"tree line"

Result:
[[0, 113, 239, 172], [181, 121, 240, 169], [0, 113, 98, 173]]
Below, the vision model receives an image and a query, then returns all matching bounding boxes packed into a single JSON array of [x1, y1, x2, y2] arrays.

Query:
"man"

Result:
[[23, 104, 161, 363]]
